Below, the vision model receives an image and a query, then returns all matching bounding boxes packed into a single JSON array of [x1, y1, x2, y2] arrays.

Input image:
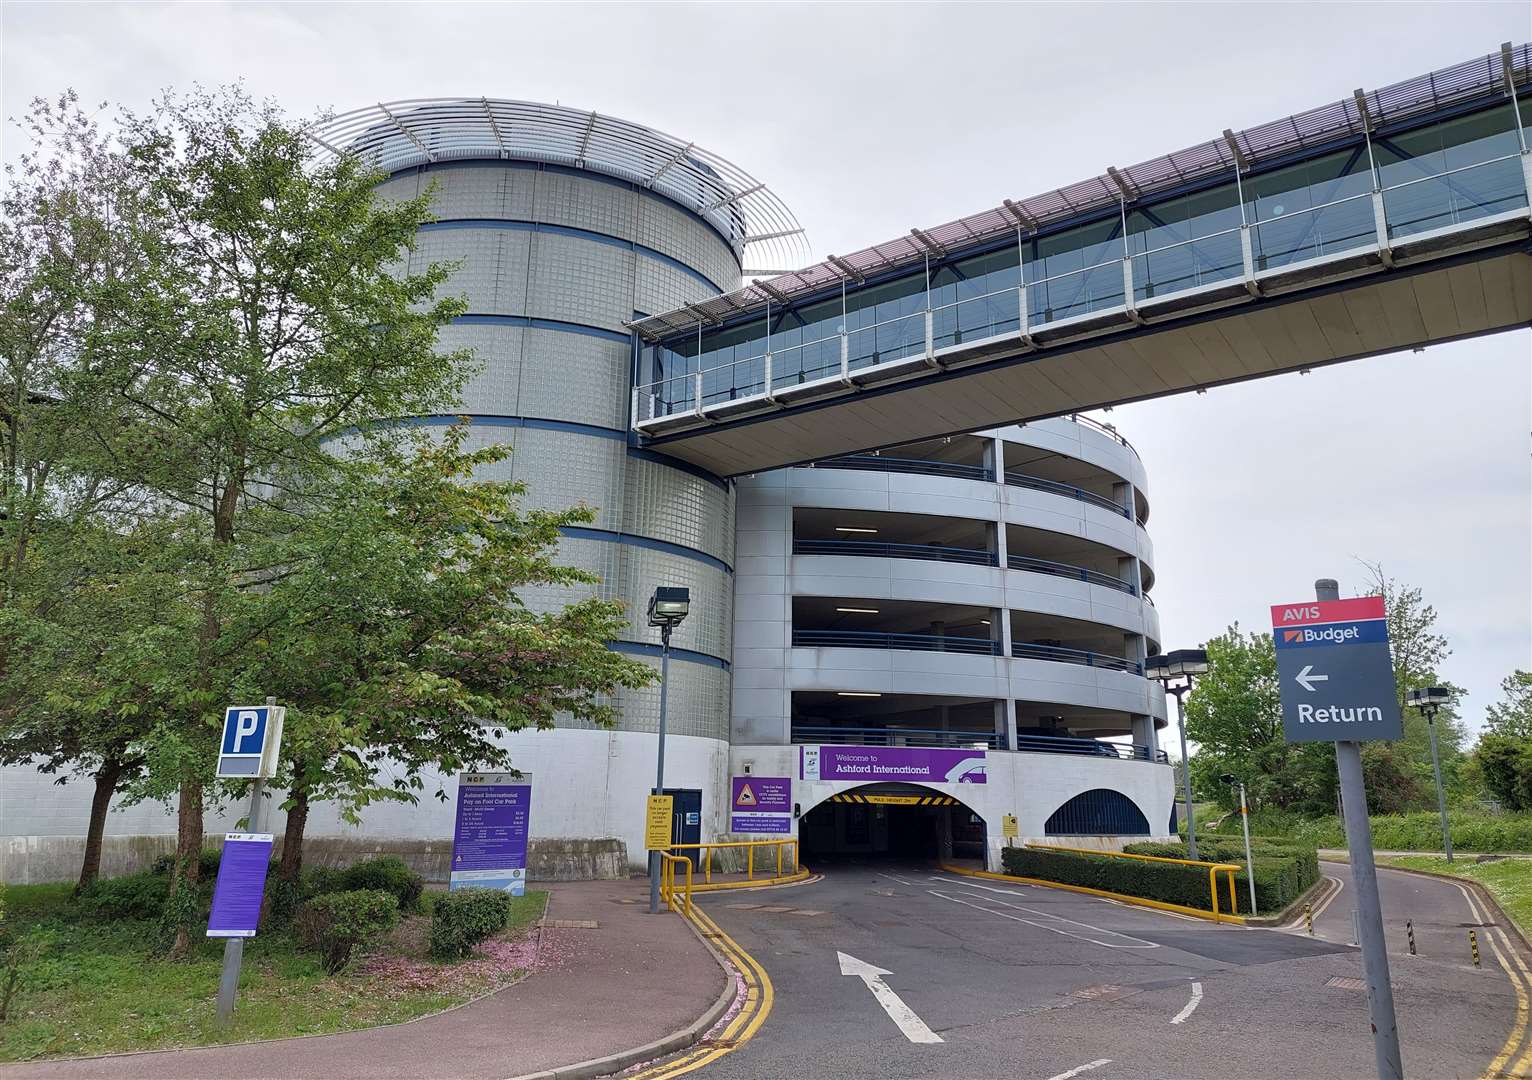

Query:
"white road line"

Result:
[[1169, 980, 1203, 1025], [930, 874, 1204, 923], [930, 880, 1162, 946], [928, 890, 1159, 949], [837, 951, 943, 1044], [1044, 1058, 1112, 1080], [878, 872, 914, 886], [1454, 881, 1486, 925]]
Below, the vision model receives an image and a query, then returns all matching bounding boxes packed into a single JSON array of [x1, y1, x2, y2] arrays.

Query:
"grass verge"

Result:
[[1374, 856, 1531, 940], [0, 883, 546, 1062]]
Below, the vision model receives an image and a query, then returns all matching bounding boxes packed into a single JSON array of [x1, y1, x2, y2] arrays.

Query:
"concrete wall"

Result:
[[726, 743, 1177, 872], [1, 729, 729, 883]]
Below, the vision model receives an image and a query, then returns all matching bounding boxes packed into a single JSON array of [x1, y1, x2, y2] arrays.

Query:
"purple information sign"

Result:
[[207, 833, 274, 938], [730, 776, 792, 834], [800, 745, 987, 784], [450, 772, 532, 896]]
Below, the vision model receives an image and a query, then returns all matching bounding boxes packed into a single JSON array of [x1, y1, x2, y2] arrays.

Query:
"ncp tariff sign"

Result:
[[1271, 596, 1401, 743]]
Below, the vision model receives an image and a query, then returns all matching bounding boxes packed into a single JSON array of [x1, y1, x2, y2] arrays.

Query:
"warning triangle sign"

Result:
[[736, 784, 757, 807]]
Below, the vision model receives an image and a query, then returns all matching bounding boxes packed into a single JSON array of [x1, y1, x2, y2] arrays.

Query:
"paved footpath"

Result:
[[1, 880, 724, 1080], [678, 861, 1521, 1080]]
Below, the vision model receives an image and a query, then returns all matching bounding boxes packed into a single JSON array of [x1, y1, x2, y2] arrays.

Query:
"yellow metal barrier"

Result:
[[1023, 843, 1243, 924], [665, 839, 800, 885], [658, 851, 693, 916]]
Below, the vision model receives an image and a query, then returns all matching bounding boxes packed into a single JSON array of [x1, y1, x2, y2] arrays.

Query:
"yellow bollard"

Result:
[[1470, 929, 1480, 967], [1406, 920, 1416, 956], [1305, 904, 1314, 935]]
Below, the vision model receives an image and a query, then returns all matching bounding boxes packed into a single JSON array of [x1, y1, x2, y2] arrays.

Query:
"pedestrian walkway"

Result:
[[2, 880, 726, 1080]]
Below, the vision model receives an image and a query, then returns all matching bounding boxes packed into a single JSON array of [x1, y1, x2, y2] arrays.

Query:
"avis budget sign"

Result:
[[1271, 596, 1401, 743]]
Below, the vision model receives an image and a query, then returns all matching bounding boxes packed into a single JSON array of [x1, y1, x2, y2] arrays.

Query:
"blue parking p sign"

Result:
[[217, 705, 284, 779]]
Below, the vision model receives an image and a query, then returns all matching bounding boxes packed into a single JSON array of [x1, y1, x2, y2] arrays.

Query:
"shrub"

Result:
[[296, 889, 400, 974], [429, 889, 512, 960], [339, 857, 424, 915], [150, 850, 224, 878], [1005, 843, 1319, 916], [77, 872, 171, 921]]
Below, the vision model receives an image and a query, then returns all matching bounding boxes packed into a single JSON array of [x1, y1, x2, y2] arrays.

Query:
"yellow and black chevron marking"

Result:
[[829, 792, 956, 806]]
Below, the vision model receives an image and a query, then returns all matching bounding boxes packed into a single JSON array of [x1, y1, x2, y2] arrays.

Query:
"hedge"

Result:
[[296, 889, 399, 973], [337, 857, 425, 914], [1213, 810, 1532, 853], [1003, 844, 1319, 916]]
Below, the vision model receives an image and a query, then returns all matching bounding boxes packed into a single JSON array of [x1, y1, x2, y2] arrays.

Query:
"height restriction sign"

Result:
[[1271, 596, 1401, 743]]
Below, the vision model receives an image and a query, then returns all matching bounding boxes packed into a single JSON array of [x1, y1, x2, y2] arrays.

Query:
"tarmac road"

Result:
[[687, 861, 1522, 1080]]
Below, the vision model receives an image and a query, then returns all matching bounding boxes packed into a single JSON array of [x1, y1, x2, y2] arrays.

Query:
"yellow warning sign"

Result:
[[1002, 813, 1019, 838], [735, 783, 757, 807], [645, 794, 674, 850]]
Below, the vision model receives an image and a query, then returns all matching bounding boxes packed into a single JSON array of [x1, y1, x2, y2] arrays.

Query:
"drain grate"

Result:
[[542, 918, 599, 929], [1326, 976, 1367, 991]]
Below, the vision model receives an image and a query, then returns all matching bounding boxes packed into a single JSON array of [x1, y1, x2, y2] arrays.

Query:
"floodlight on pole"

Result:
[[1146, 647, 1208, 859], [647, 586, 690, 914], [1406, 686, 1455, 863]]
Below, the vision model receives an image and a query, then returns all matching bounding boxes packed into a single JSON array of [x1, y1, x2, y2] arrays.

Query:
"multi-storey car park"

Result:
[[2, 44, 1528, 882]]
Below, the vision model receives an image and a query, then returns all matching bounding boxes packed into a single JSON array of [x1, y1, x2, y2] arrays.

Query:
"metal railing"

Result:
[[666, 839, 801, 885], [632, 135, 1532, 427], [793, 628, 1001, 655], [1007, 554, 1137, 594], [1023, 843, 1243, 924], [810, 455, 994, 482], [657, 851, 693, 916], [795, 538, 996, 566], [1012, 642, 1143, 674], [1005, 472, 1130, 518], [1015, 733, 1168, 763], [790, 724, 1004, 750]]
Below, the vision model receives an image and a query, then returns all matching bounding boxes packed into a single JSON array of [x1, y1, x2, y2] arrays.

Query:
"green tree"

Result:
[[1184, 625, 1336, 815], [245, 427, 653, 909], [1484, 671, 1532, 739], [1477, 671, 1532, 809], [77, 86, 468, 953]]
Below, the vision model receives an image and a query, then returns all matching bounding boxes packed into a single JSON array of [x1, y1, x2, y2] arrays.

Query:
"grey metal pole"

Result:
[[216, 696, 273, 1026], [648, 628, 672, 915], [1238, 781, 1257, 916], [1318, 579, 1403, 1080], [1173, 685, 1198, 860], [1425, 709, 1453, 863]]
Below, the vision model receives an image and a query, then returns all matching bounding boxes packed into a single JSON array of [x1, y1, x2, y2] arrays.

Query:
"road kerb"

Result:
[[937, 863, 1247, 925], [506, 906, 739, 1080]]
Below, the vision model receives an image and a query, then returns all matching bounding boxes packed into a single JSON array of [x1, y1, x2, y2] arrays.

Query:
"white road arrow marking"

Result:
[[836, 951, 943, 1044], [1045, 1060, 1112, 1080], [1295, 665, 1329, 692]]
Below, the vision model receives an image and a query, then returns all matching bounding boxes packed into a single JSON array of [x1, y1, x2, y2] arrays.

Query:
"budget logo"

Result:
[[1284, 629, 1303, 643]]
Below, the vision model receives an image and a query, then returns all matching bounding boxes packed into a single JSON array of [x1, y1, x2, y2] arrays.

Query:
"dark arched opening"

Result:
[[799, 783, 985, 866], [1044, 788, 1151, 836]]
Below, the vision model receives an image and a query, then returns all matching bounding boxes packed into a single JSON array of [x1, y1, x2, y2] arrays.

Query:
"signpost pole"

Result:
[[1315, 579, 1402, 1080], [216, 696, 274, 1026], [650, 627, 672, 915]]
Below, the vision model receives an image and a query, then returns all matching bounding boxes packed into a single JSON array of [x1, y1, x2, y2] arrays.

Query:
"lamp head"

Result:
[[648, 586, 691, 629], [1405, 686, 1451, 711], [1145, 647, 1209, 683]]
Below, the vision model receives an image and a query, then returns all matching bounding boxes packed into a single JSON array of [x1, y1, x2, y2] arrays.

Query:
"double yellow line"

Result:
[[630, 904, 775, 1079], [1483, 923, 1532, 1079]]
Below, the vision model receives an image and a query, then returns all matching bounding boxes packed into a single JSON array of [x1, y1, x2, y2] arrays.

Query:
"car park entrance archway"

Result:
[[798, 783, 986, 866]]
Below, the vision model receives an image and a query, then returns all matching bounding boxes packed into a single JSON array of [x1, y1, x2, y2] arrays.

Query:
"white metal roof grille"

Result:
[[631, 42, 1530, 341], [308, 99, 810, 272]]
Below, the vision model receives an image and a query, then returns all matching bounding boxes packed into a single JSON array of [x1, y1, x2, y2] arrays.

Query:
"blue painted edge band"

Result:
[[400, 414, 628, 440], [451, 313, 631, 344], [610, 640, 730, 671], [401, 159, 745, 269], [420, 218, 728, 294], [559, 524, 732, 575], [626, 446, 729, 494]]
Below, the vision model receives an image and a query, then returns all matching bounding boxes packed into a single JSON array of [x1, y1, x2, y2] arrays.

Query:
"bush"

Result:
[[150, 850, 223, 878], [338, 857, 424, 915], [429, 889, 512, 960], [1216, 810, 1532, 853], [77, 872, 171, 921], [296, 889, 399, 974]]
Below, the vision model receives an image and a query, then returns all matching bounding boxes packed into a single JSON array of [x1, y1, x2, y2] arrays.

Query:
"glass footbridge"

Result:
[[630, 44, 1532, 477]]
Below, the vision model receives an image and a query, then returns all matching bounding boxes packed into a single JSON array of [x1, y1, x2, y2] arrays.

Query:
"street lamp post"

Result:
[[1406, 686, 1455, 863], [1146, 648, 1209, 860], [647, 586, 691, 915], [1220, 773, 1257, 916]]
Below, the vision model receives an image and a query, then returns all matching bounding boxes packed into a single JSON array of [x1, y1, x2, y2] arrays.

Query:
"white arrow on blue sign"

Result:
[[216, 705, 285, 779]]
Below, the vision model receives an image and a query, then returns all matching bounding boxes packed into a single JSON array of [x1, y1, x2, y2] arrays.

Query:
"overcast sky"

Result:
[[4, 2, 1528, 737]]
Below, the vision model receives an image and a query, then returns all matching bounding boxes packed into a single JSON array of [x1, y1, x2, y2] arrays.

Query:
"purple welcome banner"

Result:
[[801, 745, 987, 784]]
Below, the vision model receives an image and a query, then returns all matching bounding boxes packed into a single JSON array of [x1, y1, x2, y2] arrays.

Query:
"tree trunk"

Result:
[[75, 756, 125, 894], [278, 784, 309, 885], [168, 778, 204, 958]]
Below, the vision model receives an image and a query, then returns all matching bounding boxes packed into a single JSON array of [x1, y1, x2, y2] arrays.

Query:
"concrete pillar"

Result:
[[1001, 699, 1018, 751]]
